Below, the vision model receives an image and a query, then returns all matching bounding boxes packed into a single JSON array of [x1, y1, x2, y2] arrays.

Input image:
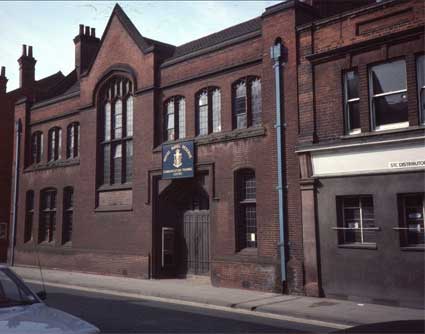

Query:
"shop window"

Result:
[[31, 131, 43, 164], [397, 193, 424, 248], [25, 190, 34, 242], [369, 59, 408, 131], [164, 96, 185, 141], [48, 127, 62, 162], [232, 77, 262, 129], [100, 76, 133, 185], [343, 70, 360, 134], [39, 188, 57, 244], [196, 87, 221, 136], [63, 187, 74, 245], [66, 122, 80, 159], [416, 55, 425, 124], [336, 196, 377, 246], [236, 169, 257, 250]]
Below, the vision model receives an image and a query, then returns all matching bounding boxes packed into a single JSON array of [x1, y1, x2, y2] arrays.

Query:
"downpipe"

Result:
[[9, 119, 21, 266], [270, 42, 287, 285]]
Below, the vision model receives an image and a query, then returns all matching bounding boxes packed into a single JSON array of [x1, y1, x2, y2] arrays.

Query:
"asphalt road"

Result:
[[28, 283, 333, 334]]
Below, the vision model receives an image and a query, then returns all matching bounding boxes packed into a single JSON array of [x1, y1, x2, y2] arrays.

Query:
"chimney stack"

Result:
[[18, 44, 36, 91], [74, 24, 100, 79], [0, 66, 7, 94]]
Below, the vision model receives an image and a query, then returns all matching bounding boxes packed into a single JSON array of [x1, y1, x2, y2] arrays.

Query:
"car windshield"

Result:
[[0, 268, 38, 307]]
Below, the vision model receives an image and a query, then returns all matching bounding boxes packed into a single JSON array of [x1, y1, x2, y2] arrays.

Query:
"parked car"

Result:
[[0, 265, 99, 333]]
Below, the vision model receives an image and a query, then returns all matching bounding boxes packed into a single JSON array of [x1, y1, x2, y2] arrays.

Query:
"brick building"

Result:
[[2, 0, 424, 306], [297, 0, 424, 307]]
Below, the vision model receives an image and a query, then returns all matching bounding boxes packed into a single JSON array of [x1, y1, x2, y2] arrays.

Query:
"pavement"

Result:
[[12, 266, 425, 330]]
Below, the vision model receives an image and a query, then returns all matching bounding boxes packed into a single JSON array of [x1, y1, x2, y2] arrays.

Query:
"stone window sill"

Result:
[[338, 243, 377, 250], [153, 126, 266, 152], [97, 183, 132, 192], [94, 205, 133, 213], [24, 158, 80, 172]]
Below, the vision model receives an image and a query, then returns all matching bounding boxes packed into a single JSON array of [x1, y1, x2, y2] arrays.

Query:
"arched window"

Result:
[[25, 190, 34, 242], [63, 187, 74, 244], [235, 169, 257, 250], [48, 127, 62, 161], [39, 188, 57, 243], [31, 131, 43, 164], [232, 77, 262, 129], [196, 87, 221, 136], [67, 122, 80, 159], [164, 96, 185, 141], [99, 76, 134, 185]]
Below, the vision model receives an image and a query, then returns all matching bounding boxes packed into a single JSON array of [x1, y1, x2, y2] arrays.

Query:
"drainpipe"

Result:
[[9, 119, 22, 266], [270, 42, 286, 284]]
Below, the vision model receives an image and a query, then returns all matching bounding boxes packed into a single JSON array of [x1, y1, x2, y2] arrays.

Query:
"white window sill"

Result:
[[348, 128, 361, 135], [375, 121, 409, 132]]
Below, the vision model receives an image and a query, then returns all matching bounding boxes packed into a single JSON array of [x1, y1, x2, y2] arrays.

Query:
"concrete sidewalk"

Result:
[[12, 266, 424, 329]]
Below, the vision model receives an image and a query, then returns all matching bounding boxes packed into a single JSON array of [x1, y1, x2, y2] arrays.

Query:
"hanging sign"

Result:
[[162, 140, 194, 179]]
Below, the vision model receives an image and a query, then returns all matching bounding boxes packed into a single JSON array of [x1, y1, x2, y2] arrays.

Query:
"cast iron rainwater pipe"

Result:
[[270, 41, 287, 285]]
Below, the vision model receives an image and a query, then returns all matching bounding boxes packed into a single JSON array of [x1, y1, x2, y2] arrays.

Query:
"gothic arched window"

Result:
[[196, 87, 221, 136], [232, 77, 262, 129], [99, 76, 134, 185], [164, 96, 186, 142]]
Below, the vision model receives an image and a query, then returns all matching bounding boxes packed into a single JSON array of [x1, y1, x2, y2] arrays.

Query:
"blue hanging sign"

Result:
[[162, 140, 194, 179]]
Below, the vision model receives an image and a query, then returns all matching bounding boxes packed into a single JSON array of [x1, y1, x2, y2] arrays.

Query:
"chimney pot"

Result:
[[79, 24, 84, 35], [85, 26, 90, 35], [22, 44, 27, 56], [28, 46, 33, 58], [91, 28, 96, 37], [1, 66, 5, 77]]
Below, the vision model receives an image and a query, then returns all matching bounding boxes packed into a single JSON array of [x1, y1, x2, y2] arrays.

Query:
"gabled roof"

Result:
[[171, 17, 261, 60]]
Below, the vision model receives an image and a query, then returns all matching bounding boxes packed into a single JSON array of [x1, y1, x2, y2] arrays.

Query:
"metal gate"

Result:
[[183, 210, 209, 275]]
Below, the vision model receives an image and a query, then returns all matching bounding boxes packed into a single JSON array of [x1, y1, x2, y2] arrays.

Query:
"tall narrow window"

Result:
[[66, 122, 80, 159], [39, 189, 57, 243], [369, 60, 408, 131], [164, 97, 186, 141], [25, 191, 34, 242], [416, 55, 425, 124], [31, 131, 43, 164], [336, 196, 377, 246], [233, 77, 262, 129], [99, 76, 133, 185], [196, 87, 221, 136], [48, 127, 62, 161], [63, 187, 74, 244], [236, 169, 257, 250], [344, 70, 361, 134], [398, 193, 424, 248]]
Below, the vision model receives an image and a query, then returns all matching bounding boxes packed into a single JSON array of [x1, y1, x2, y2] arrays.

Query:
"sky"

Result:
[[0, 1, 280, 92]]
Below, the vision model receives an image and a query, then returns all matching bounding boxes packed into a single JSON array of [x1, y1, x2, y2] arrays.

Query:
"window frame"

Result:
[[368, 59, 409, 131], [196, 87, 222, 136], [99, 76, 134, 186], [39, 188, 57, 244], [48, 127, 62, 162], [62, 187, 74, 245], [25, 190, 34, 243], [235, 169, 257, 251], [232, 77, 262, 130], [335, 195, 378, 247], [397, 193, 425, 249], [163, 96, 186, 142], [343, 69, 361, 135], [31, 131, 43, 164], [66, 122, 80, 159]]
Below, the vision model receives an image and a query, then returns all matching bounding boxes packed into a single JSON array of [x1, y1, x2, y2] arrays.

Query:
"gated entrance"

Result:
[[156, 176, 210, 278]]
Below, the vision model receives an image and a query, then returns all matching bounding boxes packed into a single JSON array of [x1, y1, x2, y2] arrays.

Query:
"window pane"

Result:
[[57, 129, 62, 160], [234, 81, 247, 129], [244, 205, 257, 248], [104, 102, 111, 141], [345, 71, 359, 99], [103, 144, 110, 185], [212, 89, 221, 133], [403, 194, 424, 246], [417, 55, 425, 123], [125, 140, 133, 183], [179, 98, 186, 139], [67, 125, 74, 158], [166, 100, 175, 141], [251, 79, 262, 126], [113, 143, 122, 184], [242, 173, 256, 200], [371, 60, 407, 94], [114, 100, 123, 139], [126, 96, 133, 137], [348, 101, 360, 131], [199, 105, 208, 136], [374, 92, 408, 127]]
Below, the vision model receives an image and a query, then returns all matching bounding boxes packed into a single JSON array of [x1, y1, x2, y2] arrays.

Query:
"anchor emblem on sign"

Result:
[[173, 148, 183, 168]]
